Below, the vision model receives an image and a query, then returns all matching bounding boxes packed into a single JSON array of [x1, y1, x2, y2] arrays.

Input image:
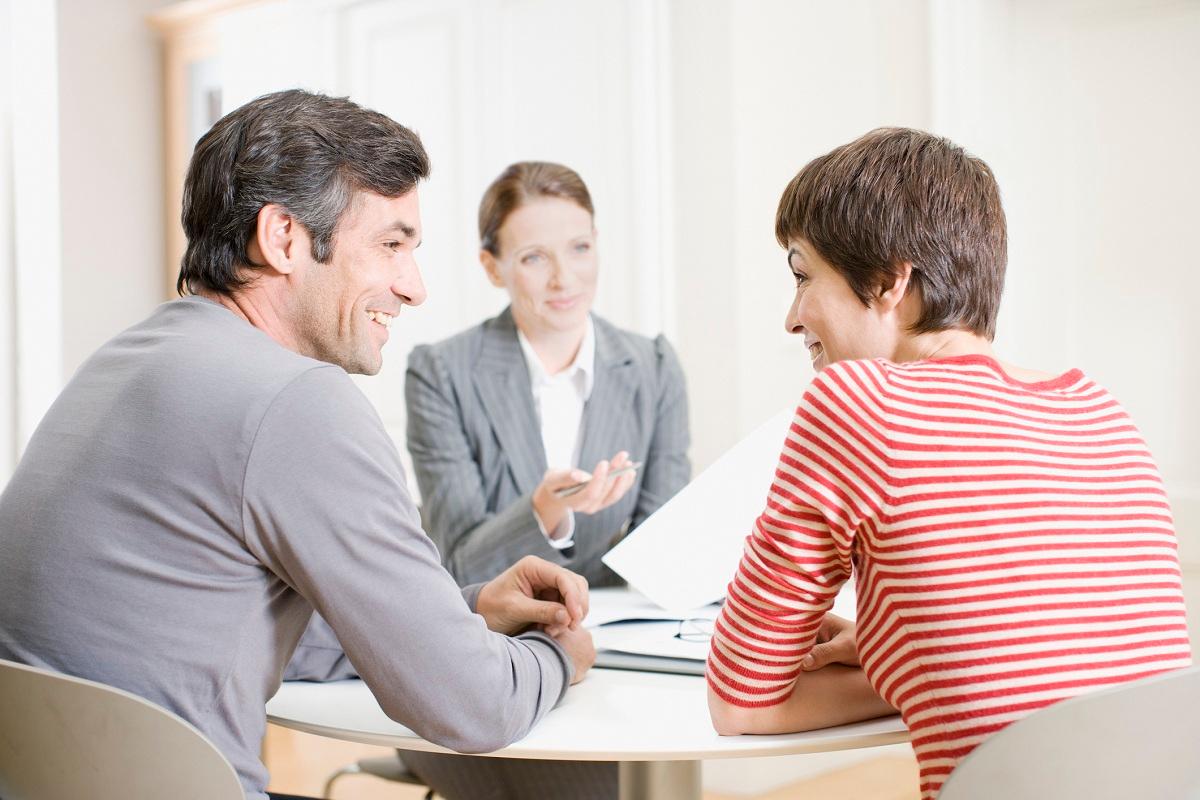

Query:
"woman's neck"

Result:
[[894, 328, 995, 364], [521, 323, 588, 375], [894, 328, 1056, 383]]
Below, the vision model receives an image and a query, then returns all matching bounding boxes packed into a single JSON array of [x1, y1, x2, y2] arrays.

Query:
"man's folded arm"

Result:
[[283, 583, 490, 682], [247, 367, 568, 752]]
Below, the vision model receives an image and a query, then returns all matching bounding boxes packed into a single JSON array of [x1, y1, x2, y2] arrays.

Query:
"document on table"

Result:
[[588, 587, 854, 657], [602, 407, 797, 612], [586, 586, 857, 674], [592, 621, 710, 662], [584, 586, 720, 628], [585, 587, 719, 674]]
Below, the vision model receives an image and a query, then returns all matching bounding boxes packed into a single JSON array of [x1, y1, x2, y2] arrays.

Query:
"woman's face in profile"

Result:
[[484, 197, 598, 339], [784, 239, 897, 370]]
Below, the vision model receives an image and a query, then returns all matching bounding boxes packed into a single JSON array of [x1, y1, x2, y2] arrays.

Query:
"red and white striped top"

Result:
[[707, 355, 1192, 799]]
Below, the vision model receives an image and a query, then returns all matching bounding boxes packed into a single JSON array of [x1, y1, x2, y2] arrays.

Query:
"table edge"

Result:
[[265, 713, 911, 762]]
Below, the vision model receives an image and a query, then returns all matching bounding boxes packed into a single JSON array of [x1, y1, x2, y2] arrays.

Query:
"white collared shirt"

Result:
[[517, 317, 596, 548]]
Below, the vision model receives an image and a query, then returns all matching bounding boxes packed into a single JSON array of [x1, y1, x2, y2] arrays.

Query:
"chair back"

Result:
[[940, 665, 1200, 800], [0, 658, 243, 800]]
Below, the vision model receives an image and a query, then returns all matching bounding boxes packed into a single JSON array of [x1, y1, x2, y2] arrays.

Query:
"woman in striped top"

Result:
[[705, 128, 1192, 799]]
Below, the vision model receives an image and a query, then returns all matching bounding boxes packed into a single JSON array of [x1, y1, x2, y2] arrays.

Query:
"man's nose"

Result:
[[396, 260, 427, 307]]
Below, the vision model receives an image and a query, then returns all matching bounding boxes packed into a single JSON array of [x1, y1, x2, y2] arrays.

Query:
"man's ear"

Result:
[[247, 204, 299, 275], [479, 249, 505, 288], [877, 262, 914, 315]]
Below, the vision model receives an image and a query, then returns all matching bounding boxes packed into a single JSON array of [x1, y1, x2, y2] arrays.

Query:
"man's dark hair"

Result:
[[775, 127, 1007, 340], [178, 89, 431, 296]]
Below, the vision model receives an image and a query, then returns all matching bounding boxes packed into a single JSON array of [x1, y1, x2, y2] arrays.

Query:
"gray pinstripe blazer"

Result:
[[405, 307, 691, 587]]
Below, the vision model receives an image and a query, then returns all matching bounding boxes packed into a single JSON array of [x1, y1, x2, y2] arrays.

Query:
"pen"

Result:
[[554, 462, 642, 499]]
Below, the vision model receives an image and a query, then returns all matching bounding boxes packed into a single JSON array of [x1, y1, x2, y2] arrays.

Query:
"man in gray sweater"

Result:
[[0, 89, 594, 800]]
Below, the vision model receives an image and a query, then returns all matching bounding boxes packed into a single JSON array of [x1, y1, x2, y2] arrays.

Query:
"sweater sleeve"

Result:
[[282, 583, 487, 682], [241, 366, 570, 753], [707, 360, 892, 708]]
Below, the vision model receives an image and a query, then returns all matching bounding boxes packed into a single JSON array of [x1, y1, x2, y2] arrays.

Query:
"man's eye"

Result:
[[521, 253, 544, 265], [574, 242, 591, 253], [384, 241, 401, 251], [792, 272, 808, 286]]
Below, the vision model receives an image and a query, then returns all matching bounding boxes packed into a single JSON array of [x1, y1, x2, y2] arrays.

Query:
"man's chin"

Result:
[[327, 349, 383, 376], [350, 356, 383, 376]]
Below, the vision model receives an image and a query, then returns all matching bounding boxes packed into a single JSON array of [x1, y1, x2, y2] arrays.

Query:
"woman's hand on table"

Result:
[[802, 613, 860, 671]]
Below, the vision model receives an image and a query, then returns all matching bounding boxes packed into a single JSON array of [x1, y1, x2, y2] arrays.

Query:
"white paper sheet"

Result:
[[592, 620, 710, 661], [602, 407, 796, 612], [584, 586, 720, 629], [590, 587, 859, 663]]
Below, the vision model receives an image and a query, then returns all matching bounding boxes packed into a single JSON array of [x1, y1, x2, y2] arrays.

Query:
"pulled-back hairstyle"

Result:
[[178, 89, 430, 296], [775, 127, 1007, 339], [478, 161, 594, 256]]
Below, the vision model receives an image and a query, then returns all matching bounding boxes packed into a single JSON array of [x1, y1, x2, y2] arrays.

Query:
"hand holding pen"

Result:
[[554, 461, 642, 498], [531, 451, 641, 536]]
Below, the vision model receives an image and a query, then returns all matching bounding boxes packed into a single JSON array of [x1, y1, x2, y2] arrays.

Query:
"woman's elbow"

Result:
[[707, 684, 755, 736]]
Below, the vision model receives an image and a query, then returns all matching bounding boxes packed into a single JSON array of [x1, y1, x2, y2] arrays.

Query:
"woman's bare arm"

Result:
[[708, 663, 896, 736]]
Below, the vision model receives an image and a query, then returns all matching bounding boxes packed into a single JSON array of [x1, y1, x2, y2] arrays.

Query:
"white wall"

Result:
[[2, 0, 63, 470], [670, 0, 933, 470], [930, 0, 1200, 562], [0, 0, 165, 482], [0, 0, 15, 477], [57, 0, 166, 380]]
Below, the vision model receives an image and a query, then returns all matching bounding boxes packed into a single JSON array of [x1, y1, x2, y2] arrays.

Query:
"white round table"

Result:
[[267, 668, 909, 800]]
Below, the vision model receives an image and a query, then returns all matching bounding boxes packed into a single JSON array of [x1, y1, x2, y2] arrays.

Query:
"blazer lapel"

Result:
[[576, 316, 638, 471], [473, 308, 547, 494]]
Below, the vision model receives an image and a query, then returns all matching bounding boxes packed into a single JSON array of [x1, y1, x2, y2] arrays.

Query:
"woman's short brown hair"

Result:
[[478, 161, 594, 255], [775, 127, 1007, 340]]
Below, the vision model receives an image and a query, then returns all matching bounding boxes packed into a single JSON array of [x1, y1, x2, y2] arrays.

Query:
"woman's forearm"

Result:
[[709, 664, 896, 736]]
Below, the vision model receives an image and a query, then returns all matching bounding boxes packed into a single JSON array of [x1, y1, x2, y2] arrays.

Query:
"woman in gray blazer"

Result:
[[405, 161, 692, 588], [401, 164, 691, 799]]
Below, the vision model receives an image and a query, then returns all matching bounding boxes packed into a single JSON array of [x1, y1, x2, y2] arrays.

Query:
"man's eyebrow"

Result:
[[376, 221, 418, 239], [787, 248, 803, 269]]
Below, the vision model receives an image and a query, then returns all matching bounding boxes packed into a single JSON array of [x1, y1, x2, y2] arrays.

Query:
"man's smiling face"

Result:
[[289, 189, 426, 375]]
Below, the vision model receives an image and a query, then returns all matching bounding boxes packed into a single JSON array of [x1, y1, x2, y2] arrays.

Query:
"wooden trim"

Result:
[[147, 0, 275, 36], [158, 24, 217, 297]]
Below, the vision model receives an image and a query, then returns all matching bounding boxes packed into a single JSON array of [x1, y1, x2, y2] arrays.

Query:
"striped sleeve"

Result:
[[707, 360, 892, 707]]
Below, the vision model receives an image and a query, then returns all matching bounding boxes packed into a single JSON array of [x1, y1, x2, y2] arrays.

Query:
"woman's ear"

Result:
[[877, 262, 914, 315], [479, 249, 505, 288]]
